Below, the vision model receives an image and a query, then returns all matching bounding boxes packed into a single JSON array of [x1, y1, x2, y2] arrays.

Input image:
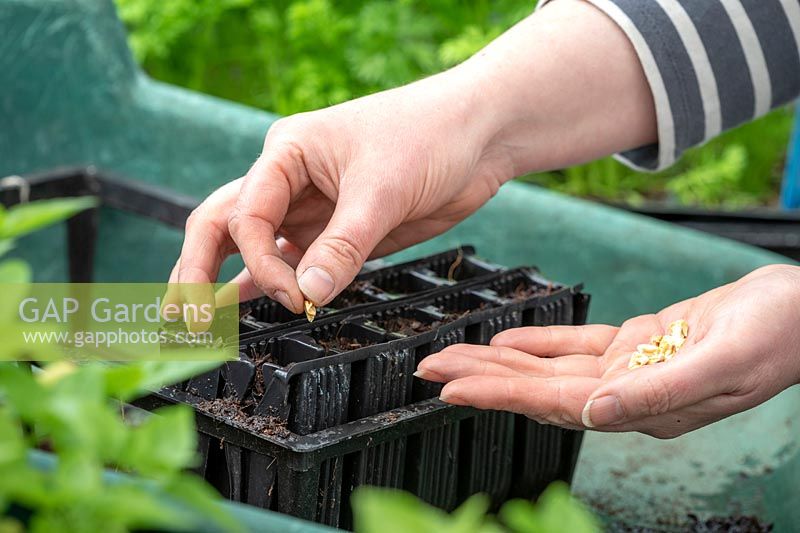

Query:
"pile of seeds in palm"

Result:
[[628, 319, 689, 369]]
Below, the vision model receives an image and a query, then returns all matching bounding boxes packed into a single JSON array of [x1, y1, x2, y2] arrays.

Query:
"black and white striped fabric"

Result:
[[538, 0, 800, 171]]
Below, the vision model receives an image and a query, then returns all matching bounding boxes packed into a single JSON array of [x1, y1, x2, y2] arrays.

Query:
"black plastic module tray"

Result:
[[4, 169, 591, 530], [145, 258, 590, 529], [138, 393, 584, 530], [236, 246, 504, 334], [247, 268, 581, 434]]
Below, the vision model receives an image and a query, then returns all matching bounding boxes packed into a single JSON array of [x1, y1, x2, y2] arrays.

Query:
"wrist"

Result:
[[447, 0, 657, 176]]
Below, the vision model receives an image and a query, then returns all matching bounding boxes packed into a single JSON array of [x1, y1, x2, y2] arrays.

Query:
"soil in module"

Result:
[[328, 281, 377, 308], [198, 397, 290, 438], [437, 301, 492, 324], [250, 354, 272, 399], [316, 336, 377, 354], [373, 316, 440, 336], [504, 282, 553, 301]]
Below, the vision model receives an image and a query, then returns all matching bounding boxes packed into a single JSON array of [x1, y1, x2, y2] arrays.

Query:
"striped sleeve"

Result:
[[537, 0, 800, 171]]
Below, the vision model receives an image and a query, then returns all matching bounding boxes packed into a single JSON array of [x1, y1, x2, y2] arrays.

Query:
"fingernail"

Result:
[[413, 368, 443, 382], [582, 396, 625, 428], [272, 290, 294, 312], [298, 267, 335, 305], [438, 388, 465, 405], [414, 356, 447, 381]]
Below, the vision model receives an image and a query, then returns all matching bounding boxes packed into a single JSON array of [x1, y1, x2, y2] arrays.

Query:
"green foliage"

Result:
[[115, 0, 793, 208], [352, 482, 599, 533], [0, 198, 99, 240], [499, 483, 599, 533], [0, 363, 236, 533], [527, 108, 794, 208], [0, 198, 237, 532], [115, 0, 530, 115], [0, 198, 100, 273], [665, 145, 751, 206]]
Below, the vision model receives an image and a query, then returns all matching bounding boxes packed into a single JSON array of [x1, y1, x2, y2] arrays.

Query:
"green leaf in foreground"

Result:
[[103, 360, 224, 401], [0, 259, 31, 284], [0, 197, 98, 239], [120, 405, 198, 476], [353, 482, 599, 533], [500, 482, 599, 533], [352, 487, 501, 533]]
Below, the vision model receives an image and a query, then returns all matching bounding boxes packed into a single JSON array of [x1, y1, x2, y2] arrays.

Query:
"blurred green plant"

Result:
[[0, 198, 236, 533], [528, 107, 794, 208], [114, 0, 529, 114], [352, 481, 599, 533], [115, 0, 793, 208]]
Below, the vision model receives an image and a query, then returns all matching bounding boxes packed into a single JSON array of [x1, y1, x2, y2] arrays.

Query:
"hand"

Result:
[[169, 74, 515, 313], [168, 0, 656, 313], [415, 265, 800, 438]]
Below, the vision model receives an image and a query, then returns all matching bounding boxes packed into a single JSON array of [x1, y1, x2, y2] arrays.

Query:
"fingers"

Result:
[[215, 238, 306, 308], [229, 155, 305, 313], [581, 340, 733, 428], [440, 374, 600, 428], [491, 324, 618, 357], [416, 347, 527, 382], [161, 261, 182, 321], [295, 186, 399, 306], [415, 344, 603, 382], [177, 179, 242, 286], [168, 180, 244, 328]]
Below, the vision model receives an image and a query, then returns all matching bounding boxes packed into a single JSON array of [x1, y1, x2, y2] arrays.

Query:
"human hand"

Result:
[[414, 265, 800, 438], [169, 0, 656, 313], [169, 72, 517, 312]]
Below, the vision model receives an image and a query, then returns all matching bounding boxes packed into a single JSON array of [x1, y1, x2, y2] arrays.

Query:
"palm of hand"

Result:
[[415, 265, 800, 438]]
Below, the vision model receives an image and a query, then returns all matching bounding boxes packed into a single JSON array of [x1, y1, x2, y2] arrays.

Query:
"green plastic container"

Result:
[[2, 0, 799, 530]]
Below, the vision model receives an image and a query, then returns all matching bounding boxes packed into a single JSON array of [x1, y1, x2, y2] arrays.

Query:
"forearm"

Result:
[[449, 0, 657, 177]]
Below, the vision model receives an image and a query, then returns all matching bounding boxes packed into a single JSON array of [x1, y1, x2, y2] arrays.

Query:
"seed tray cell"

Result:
[[222, 269, 583, 434], [236, 246, 504, 339]]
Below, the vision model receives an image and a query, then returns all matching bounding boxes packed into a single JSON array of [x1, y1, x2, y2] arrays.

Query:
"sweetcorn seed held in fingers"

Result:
[[304, 299, 317, 322]]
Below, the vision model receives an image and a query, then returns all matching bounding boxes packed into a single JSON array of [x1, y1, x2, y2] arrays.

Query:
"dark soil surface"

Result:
[[329, 281, 376, 308], [438, 301, 491, 323], [242, 343, 276, 364], [373, 316, 440, 336], [198, 398, 290, 438], [251, 356, 269, 398], [317, 336, 377, 353], [504, 282, 553, 301], [440, 310, 470, 323]]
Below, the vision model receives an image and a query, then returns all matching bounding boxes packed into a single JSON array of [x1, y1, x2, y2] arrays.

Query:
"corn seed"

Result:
[[628, 319, 688, 369], [304, 299, 317, 322]]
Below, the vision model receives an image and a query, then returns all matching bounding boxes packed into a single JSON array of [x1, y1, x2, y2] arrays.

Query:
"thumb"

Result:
[[582, 343, 733, 428], [295, 189, 398, 306]]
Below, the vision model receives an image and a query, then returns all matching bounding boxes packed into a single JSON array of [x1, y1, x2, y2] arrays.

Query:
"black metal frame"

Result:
[[0, 166, 198, 282], [614, 202, 800, 261]]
